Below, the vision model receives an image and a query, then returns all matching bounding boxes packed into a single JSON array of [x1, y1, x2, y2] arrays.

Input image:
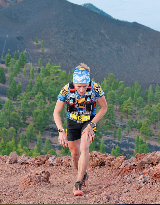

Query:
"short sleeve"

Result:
[[57, 84, 69, 102], [93, 82, 104, 99]]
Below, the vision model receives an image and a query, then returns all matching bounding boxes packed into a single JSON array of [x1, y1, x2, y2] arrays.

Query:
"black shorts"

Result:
[[66, 116, 95, 141]]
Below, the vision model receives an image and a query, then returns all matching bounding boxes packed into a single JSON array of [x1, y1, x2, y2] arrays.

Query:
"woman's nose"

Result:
[[80, 87, 85, 92]]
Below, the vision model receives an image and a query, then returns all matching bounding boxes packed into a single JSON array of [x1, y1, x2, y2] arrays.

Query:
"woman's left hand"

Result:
[[82, 124, 95, 143]]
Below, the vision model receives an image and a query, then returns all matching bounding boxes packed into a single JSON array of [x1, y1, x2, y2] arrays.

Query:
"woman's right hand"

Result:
[[58, 132, 68, 147]]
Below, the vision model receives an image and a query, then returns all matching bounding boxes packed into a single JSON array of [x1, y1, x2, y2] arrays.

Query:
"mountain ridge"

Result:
[[82, 3, 113, 18], [0, 0, 160, 91]]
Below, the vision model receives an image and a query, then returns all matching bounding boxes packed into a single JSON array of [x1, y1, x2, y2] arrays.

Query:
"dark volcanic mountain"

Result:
[[0, 0, 160, 91]]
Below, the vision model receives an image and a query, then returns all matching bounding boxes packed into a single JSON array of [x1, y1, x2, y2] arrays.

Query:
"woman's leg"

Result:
[[68, 139, 81, 170], [76, 132, 90, 182]]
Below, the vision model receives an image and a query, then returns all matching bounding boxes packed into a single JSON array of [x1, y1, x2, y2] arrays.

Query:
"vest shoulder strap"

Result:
[[69, 82, 75, 93]]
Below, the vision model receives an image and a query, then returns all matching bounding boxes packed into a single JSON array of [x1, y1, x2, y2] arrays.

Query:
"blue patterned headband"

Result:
[[73, 67, 90, 84]]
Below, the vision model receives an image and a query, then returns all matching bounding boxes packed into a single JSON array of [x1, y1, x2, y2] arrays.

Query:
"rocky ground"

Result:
[[1, 151, 160, 204]]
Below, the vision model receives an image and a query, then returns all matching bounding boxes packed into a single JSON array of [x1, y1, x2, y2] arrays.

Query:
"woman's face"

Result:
[[74, 83, 89, 95]]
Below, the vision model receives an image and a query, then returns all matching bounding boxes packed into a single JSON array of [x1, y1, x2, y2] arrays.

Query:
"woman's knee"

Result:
[[69, 145, 80, 158], [80, 134, 90, 152]]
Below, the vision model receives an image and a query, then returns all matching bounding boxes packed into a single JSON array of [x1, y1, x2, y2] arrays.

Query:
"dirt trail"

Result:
[[1, 152, 160, 204]]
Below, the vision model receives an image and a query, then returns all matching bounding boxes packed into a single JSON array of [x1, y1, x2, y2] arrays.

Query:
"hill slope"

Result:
[[1, 151, 160, 204], [0, 0, 160, 91]]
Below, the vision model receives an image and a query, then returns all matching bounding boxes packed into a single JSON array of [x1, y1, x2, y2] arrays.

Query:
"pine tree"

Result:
[[23, 67, 27, 76], [0, 138, 6, 152], [122, 97, 135, 119], [36, 38, 38, 43], [100, 138, 105, 153], [120, 114, 123, 122], [107, 90, 117, 105], [137, 97, 144, 110], [154, 84, 160, 102], [38, 58, 42, 67], [117, 124, 121, 141], [9, 73, 14, 86], [117, 82, 125, 97], [0, 127, 8, 141], [140, 121, 151, 141], [8, 127, 17, 141], [107, 73, 115, 86], [26, 80, 33, 92], [3, 99, 15, 123], [17, 82, 22, 95], [124, 87, 132, 100], [14, 62, 21, 75], [9, 58, 16, 73], [5, 53, 11, 67], [0, 110, 7, 129], [41, 40, 44, 52], [18, 52, 26, 67], [19, 133, 28, 147], [0, 66, 6, 84], [0, 99, 2, 110], [37, 131, 42, 154], [14, 51, 17, 60], [61, 146, 70, 156], [7, 80, 18, 100], [143, 90, 148, 103], [43, 138, 52, 154], [113, 127, 117, 138], [125, 120, 132, 134], [47, 149, 57, 155], [89, 140, 96, 152], [30, 64, 35, 79], [111, 145, 120, 157], [20, 99, 29, 123], [157, 130, 160, 142], [148, 85, 153, 105], [134, 135, 140, 155], [9, 112, 21, 131], [26, 124, 36, 145], [32, 145, 40, 157]]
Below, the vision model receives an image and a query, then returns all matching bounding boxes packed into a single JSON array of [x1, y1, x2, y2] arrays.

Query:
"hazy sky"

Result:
[[68, 0, 160, 32]]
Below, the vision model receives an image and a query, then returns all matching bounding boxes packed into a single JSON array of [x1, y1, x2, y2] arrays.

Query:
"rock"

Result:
[[124, 188, 129, 193], [136, 152, 156, 170], [111, 156, 127, 170], [45, 155, 57, 166], [118, 164, 136, 176], [138, 175, 149, 184], [35, 154, 51, 166], [134, 153, 148, 166], [26, 157, 35, 166], [18, 154, 31, 165], [62, 156, 72, 167], [105, 155, 116, 167], [89, 151, 109, 168], [0, 155, 8, 162], [6, 151, 19, 164], [19, 170, 50, 189], [53, 157, 64, 166], [150, 151, 160, 165], [149, 163, 160, 182], [119, 156, 136, 169]]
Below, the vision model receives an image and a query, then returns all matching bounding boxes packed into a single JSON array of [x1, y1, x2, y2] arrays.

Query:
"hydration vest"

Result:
[[67, 82, 96, 113]]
